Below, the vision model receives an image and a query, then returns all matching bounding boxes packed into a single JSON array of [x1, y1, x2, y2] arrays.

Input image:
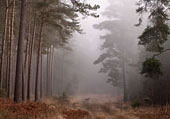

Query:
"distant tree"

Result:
[[94, 21, 136, 102], [94, 0, 139, 102]]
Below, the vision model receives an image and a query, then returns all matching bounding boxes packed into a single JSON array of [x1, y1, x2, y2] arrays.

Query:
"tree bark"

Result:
[[35, 18, 44, 101], [22, 23, 30, 101], [122, 55, 128, 102], [48, 47, 51, 96], [46, 49, 49, 96], [40, 53, 43, 98], [6, 8, 11, 93], [14, 0, 27, 103], [50, 46, 54, 96], [27, 17, 36, 101], [0, 0, 9, 89], [8, 0, 15, 98]]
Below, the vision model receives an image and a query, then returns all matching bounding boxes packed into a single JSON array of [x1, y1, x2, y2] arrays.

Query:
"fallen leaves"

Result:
[[133, 106, 170, 119], [0, 98, 50, 119], [63, 108, 91, 119]]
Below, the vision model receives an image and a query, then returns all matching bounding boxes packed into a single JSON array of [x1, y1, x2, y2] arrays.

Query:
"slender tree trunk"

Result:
[[22, 24, 30, 101], [27, 17, 36, 101], [48, 47, 51, 96], [6, 42, 9, 92], [8, 0, 15, 98], [0, 0, 9, 89], [50, 46, 54, 96], [14, 0, 27, 103], [35, 18, 44, 101], [40, 53, 43, 98], [46, 49, 49, 96], [6, 8, 11, 92], [122, 55, 128, 102], [49, 47, 51, 96], [6, 49, 9, 92]]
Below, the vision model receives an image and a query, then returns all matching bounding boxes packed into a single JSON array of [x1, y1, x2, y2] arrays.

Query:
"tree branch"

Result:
[[152, 49, 170, 58]]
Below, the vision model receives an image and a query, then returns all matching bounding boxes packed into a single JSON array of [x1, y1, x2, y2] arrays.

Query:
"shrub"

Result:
[[0, 89, 7, 98], [131, 100, 141, 108]]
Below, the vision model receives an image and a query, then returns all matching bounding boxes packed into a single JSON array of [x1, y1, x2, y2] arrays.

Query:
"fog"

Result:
[[50, 0, 144, 97], [2, 1, 170, 117]]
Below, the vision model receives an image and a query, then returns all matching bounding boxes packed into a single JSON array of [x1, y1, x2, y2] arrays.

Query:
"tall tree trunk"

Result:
[[14, 0, 27, 103], [22, 24, 30, 101], [40, 53, 43, 98], [8, 0, 15, 98], [0, 0, 9, 89], [6, 8, 11, 92], [50, 46, 54, 96], [6, 48, 9, 92], [27, 17, 36, 101], [46, 49, 49, 96], [35, 18, 44, 101], [122, 53, 128, 102], [49, 47, 51, 96]]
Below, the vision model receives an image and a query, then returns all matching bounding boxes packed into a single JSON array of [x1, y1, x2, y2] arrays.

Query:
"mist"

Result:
[[50, 0, 143, 97], [1, 0, 170, 118]]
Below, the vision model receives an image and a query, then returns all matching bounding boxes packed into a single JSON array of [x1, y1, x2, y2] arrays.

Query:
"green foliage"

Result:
[[94, 48, 121, 87], [136, 0, 170, 79], [71, 0, 100, 18], [136, 0, 170, 52], [131, 100, 141, 108], [141, 58, 163, 78], [138, 24, 170, 52], [33, 0, 99, 51], [0, 89, 7, 98]]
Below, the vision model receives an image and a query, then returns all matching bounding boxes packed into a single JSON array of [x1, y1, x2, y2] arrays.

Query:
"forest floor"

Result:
[[0, 95, 169, 119]]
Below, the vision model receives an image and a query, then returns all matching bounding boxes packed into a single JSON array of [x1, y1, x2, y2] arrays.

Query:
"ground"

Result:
[[0, 95, 169, 119]]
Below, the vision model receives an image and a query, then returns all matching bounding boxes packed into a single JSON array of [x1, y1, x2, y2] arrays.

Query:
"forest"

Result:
[[0, 0, 170, 119]]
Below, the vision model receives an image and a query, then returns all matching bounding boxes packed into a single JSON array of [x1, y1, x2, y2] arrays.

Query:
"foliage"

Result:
[[131, 100, 141, 108], [136, 0, 170, 78], [138, 24, 170, 52], [141, 58, 163, 78], [94, 48, 121, 87], [71, 0, 100, 18], [0, 89, 7, 98], [34, 0, 100, 51]]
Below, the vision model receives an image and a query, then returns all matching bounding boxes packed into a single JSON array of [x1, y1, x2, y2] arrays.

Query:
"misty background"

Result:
[[51, 0, 144, 97]]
